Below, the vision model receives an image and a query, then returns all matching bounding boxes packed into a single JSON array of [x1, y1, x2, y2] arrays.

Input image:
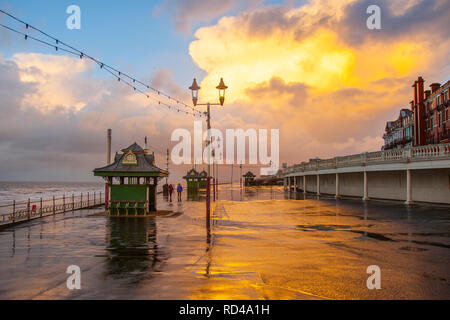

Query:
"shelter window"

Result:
[[128, 177, 139, 185]]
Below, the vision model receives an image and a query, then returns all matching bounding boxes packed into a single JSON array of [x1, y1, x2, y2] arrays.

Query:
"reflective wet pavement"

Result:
[[0, 186, 449, 299]]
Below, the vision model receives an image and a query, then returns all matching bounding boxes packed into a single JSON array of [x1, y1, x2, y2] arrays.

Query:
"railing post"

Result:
[[27, 198, 31, 220], [316, 175, 321, 196], [405, 169, 413, 205], [361, 152, 367, 165], [53, 196, 55, 215], [335, 173, 340, 199], [363, 171, 369, 201], [40, 198, 43, 217], [12, 200, 15, 223], [63, 194, 66, 213]]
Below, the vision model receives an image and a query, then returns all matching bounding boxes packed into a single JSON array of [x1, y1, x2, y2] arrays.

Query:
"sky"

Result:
[[0, 0, 449, 182]]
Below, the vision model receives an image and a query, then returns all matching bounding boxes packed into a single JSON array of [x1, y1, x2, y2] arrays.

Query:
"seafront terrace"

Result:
[[282, 144, 450, 204]]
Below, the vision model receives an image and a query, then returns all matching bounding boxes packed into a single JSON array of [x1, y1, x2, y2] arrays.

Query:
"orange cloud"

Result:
[[12, 53, 109, 113], [188, 0, 450, 162]]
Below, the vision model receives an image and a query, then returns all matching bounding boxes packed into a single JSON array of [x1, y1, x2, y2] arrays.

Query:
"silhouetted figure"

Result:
[[168, 184, 174, 203], [177, 183, 183, 202]]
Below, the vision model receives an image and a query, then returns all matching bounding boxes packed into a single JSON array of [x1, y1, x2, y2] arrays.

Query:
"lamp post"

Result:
[[189, 77, 228, 221]]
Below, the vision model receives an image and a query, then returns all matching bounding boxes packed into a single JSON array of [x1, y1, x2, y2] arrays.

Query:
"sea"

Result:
[[0, 181, 105, 207]]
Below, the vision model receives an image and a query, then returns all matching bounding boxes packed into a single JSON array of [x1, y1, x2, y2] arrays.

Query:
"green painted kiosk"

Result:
[[94, 142, 168, 215], [183, 168, 208, 192], [183, 168, 201, 192], [198, 170, 208, 189], [243, 171, 256, 186]]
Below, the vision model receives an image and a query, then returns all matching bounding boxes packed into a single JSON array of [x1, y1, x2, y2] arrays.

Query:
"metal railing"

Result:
[[0, 192, 104, 227], [282, 143, 450, 176]]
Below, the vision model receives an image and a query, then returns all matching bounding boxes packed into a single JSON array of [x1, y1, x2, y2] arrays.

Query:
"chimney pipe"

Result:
[[107, 129, 112, 165], [430, 83, 441, 94]]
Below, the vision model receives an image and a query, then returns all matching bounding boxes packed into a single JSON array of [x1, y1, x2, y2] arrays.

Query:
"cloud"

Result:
[[150, 68, 191, 102], [338, 0, 450, 46], [154, 0, 235, 32], [188, 0, 449, 164], [154, 0, 264, 33], [1, 0, 449, 181], [0, 54, 205, 181], [0, 56, 35, 116], [11, 53, 109, 113]]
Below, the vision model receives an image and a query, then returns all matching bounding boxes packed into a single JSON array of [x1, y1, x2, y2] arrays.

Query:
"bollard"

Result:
[[53, 196, 55, 215], [88, 192, 90, 207], [72, 194, 75, 211], [12, 200, 15, 223], [63, 194, 66, 213], [40, 198, 43, 217], [94, 192, 96, 205]]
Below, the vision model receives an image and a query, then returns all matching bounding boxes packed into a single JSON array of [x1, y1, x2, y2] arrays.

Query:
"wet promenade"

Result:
[[0, 186, 449, 299]]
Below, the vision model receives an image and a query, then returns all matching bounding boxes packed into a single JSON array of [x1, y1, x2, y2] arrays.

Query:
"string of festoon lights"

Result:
[[0, 9, 205, 118]]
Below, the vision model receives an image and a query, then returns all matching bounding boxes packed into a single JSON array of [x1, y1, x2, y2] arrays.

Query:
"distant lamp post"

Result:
[[189, 77, 228, 222]]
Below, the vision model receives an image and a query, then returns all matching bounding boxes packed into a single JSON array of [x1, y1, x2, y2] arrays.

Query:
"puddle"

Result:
[[350, 230, 396, 242], [411, 240, 450, 249], [296, 224, 353, 232], [400, 246, 428, 252]]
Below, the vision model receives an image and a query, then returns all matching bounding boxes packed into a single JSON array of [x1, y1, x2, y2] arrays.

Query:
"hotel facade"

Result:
[[383, 77, 450, 150]]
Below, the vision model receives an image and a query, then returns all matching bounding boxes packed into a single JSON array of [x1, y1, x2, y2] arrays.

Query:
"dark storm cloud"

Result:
[[154, 0, 235, 32], [246, 76, 309, 100], [0, 58, 35, 116], [244, 5, 297, 36], [338, 0, 450, 46], [154, 0, 265, 33], [213, 0, 449, 48]]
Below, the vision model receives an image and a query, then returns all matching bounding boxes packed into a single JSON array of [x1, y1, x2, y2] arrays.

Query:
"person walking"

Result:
[[177, 183, 183, 202], [168, 184, 174, 203]]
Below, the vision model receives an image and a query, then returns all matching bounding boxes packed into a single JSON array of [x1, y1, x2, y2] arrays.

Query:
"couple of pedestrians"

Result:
[[168, 183, 183, 203]]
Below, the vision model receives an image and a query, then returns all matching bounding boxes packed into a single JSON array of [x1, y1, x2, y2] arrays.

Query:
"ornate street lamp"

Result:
[[216, 78, 228, 106], [188, 77, 228, 222], [189, 78, 201, 107]]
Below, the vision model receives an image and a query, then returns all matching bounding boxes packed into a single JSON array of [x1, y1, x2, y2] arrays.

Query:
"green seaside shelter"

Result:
[[183, 168, 208, 192], [243, 171, 256, 186], [94, 143, 168, 215]]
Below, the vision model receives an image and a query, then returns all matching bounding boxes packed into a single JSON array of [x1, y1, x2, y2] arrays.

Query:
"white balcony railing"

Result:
[[282, 143, 450, 176]]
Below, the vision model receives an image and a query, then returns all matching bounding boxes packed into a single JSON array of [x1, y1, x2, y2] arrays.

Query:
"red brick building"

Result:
[[423, 80, 450, 144], [383, 77, 450, 150]]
